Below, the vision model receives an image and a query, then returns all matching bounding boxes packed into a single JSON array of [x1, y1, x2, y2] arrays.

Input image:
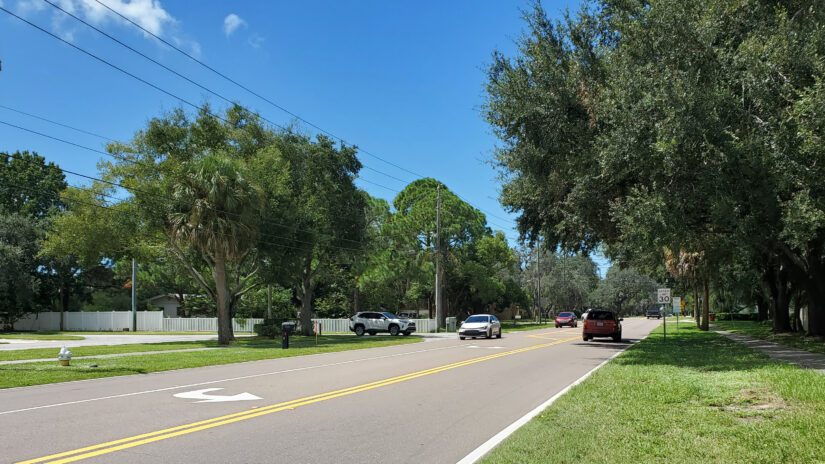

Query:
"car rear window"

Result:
[[588, 311, 615, 320]]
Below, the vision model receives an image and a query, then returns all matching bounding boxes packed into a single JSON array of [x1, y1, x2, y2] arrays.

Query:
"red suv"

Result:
[[582, 310, 622, 342], [554, 311, 578, 328]]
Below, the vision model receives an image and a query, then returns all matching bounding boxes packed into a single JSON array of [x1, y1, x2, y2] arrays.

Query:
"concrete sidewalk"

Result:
[[0, 334, 229, 351], [715, 330, 825, 374], [0, 347, 221, 365]]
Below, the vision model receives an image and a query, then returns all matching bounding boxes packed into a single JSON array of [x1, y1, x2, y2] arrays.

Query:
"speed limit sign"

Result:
[[657, 288, 671, 305]]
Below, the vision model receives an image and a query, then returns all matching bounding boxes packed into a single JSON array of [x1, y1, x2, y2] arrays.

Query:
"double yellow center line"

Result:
[[19, 336, 578, 464]]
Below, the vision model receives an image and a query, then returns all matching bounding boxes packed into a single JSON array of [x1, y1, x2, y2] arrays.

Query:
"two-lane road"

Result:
[[1, 319, 660, 463]]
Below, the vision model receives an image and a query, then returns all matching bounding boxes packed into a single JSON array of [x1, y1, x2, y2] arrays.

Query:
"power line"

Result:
[[9, 3, 415, 195], [36, 1, 519, 230], [91, 0, 421, 183]]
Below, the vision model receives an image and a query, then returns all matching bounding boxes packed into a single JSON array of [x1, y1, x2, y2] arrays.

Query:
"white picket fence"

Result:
[[311, 318, 437, 333], [13, 311, 262, 333]]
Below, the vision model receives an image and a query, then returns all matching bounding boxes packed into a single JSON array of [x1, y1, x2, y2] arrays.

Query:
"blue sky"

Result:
[[0, 0, 608, 274]]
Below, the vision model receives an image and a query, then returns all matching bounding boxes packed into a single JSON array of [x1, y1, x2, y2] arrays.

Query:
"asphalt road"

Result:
[[0, 319, 660, 464]]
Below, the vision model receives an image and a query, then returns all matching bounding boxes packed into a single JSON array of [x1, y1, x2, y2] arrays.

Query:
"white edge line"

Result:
[[456, 328, 652, 464], [0, 343, 460, 416]]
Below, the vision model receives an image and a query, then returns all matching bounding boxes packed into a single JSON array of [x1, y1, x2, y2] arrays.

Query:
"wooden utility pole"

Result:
[[131, 258, 137, 332], [435, 185, 444, 330]]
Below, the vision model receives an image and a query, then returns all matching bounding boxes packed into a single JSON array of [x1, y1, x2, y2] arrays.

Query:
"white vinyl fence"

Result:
[[311, 318, 437, 333], [162, 317, 263, 333], [13, 312, 262, 333]]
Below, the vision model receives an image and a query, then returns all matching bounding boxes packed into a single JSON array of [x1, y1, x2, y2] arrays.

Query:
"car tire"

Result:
[[496, 329, 502, 339], [486, 329, 492, 339], [354, 325, 365, 337], [459, 336, 465, 340], [583, 334, 590, 341], [555, 324, 560, 328], [368, 330, 376, 336], [613, 332, 622, 342], [389, 325, 400, 336]]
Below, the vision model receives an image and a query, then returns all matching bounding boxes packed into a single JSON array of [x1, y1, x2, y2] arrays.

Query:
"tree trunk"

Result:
[[792, 295, 803, 333], [353, 285, 361, 314], [701, 278, 710, 331], [694, 285, 701, 328], [772, 264, 791, 333], [755, 291, 769, 322], [805, 257, 825, 337], [298, 255, 314, 336], [213, 257, 235, 345], [59, 285, 69, 332]]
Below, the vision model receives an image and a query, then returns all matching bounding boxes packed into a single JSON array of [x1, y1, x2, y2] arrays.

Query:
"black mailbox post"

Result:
[[281, 322, 296, 349]]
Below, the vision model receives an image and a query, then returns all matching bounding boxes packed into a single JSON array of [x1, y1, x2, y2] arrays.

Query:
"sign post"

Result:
[[658, 288, 671, 340], [672, 297, 681, 332]]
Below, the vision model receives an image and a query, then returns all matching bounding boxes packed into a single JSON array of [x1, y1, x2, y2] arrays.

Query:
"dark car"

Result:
[[646, 308, 662, 319], [554, 311, 578, 328], [582, 310, 622, 342]]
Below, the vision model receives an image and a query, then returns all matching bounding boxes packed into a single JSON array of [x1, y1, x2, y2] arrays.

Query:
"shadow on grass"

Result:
[[613, 326, 776, 372]]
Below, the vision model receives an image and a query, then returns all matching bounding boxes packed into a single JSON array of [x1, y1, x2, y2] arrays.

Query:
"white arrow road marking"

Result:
[[173, 388, 261, 403], [466, 345, 505, 349]]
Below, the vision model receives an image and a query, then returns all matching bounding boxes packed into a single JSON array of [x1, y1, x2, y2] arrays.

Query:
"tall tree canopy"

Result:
[[487, 0, 825, 335]]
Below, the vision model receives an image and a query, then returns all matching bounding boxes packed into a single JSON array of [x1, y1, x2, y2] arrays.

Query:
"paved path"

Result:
[[0, 319, 659, 464], [715, 330, 825, 373], [0, 334, 227, 351], [0, 347, 220, 365]]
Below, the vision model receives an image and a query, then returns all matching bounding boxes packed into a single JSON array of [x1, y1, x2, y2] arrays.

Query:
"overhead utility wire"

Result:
[[3, 4, 517, 234], [91, 0, 421, 182], [85, 0, 519, 229], [39, 0, 409, 189]]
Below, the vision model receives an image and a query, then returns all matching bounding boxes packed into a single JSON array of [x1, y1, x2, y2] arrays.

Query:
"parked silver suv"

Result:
[[349, 312, 416, 337]]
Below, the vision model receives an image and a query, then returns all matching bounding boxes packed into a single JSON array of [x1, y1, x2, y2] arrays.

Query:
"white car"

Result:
[[458, 314, 502, 340], [349, 312, 416, 336]]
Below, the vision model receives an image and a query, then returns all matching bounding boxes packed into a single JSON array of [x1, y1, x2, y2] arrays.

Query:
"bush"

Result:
[[253, 318, 294, 338]]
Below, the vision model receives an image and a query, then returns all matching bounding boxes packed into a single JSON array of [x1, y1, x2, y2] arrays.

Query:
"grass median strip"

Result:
[[17, 336, 579, 464], [0, 335, 421, 389], [481, 321, 825, 464]]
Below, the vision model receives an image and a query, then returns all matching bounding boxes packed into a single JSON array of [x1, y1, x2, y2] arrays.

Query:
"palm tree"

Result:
[[663, 247, 704, 329], [167, 155, 262, 345]]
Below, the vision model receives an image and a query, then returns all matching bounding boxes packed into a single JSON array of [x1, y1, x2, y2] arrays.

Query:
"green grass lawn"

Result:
[[714, 320, 825, 355], [482, 321, 825, 464], [0, 335, 421, 389], [0, 332, 85, 341]]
